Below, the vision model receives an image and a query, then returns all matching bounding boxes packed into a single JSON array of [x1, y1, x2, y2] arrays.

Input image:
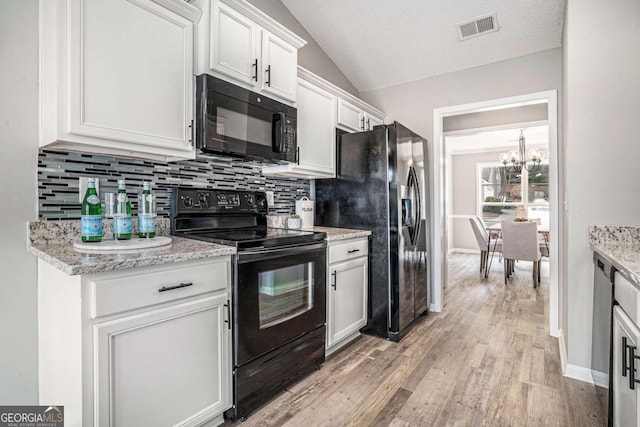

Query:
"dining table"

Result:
[[484, 221, 550, 278]]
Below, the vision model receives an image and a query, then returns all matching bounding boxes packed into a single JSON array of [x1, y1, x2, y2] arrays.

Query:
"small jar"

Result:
[[287, 215, 302, 229]]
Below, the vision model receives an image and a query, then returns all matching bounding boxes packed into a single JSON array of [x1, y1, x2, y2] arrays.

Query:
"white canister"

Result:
[[295, 196, 315, 229]]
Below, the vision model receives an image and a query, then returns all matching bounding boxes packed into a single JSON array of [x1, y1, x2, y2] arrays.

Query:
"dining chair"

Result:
[[501, 221, 542, 287], [469, 217, 501, 277]]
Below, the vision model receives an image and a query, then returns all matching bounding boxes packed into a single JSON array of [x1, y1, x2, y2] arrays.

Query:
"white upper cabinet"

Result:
[[196, 0, 305, 105], [262, 74, 336, 178], [261, 31, 298, 101], [39, 0, 202, 161], [262, 66, 385, 179], [337, 99, 385, 132], [210, 1, 259, 87], [337, 99, 364, 132]]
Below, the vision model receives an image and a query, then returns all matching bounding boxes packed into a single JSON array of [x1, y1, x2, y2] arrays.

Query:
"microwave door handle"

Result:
[[272, 112, 286, 153]]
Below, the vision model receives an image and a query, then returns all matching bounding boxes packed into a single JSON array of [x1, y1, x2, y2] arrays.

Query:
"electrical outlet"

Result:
[[79, 177, 100, 202], [266, 191, 275, 207]]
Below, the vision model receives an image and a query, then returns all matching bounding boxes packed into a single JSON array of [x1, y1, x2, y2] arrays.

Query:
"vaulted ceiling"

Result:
[[282, 0, 566, 92]]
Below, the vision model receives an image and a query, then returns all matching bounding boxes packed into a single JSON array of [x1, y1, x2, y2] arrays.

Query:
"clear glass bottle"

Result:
[[81, 178, 103, 242], [114, 179, 132, 240], [138, 182, 156, 238]]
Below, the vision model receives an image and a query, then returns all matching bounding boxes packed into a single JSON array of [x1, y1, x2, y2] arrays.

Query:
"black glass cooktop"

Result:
[[178, 227, 326, 250]]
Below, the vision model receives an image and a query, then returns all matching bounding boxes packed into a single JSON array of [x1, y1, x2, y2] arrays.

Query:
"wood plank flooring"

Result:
[[223, 253, 607, 426]]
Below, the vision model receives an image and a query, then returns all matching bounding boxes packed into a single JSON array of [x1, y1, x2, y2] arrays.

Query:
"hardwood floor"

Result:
[[223, 253, 607, 426]]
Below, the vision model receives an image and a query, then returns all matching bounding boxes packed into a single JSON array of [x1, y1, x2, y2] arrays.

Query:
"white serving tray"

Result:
[[73, 236, 172, 252]]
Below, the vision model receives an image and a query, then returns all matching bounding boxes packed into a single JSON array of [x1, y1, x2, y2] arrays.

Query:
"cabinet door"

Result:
[[295, 79, 336, 176], [261, 31, 298, 102], [210, 0, 259, 87], [66, 0, 195, 153], [327, 257, 368, 348], [337, 98, 364, 132], [365, 113, 384, 130], [95, 294, 231, 427], [612, 305, 640, 427]]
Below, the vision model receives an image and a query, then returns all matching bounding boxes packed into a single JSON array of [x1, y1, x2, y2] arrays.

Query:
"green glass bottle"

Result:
[[81, 178, 103, 242], [114, 179, 132, 240], [138, 182, 156, 238]]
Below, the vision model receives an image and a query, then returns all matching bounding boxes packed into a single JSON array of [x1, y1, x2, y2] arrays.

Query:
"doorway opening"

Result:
[[431, 91, 560, 337]]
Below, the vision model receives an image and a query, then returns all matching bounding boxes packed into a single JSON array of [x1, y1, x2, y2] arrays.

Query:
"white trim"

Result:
[[432, 90, 560, 336], [591, 370, 609, 389], [443, 120, 549, 137], [564, 364, 596, 384], [559, 329, 597, 384], [559, 328, 568, 372]]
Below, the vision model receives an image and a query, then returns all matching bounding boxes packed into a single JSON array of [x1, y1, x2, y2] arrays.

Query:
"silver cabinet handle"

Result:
[[331, 271, 337, 290]]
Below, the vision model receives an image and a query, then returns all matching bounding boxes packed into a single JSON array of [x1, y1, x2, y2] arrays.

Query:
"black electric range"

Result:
[[170, 188, 327, 421], [170, 188, 325, 249]]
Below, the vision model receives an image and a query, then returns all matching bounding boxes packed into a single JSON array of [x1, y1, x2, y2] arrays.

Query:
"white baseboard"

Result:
[[591, 370, 609, 389], [449, 248, 480, 254], [429, 303, 440, 313], [558, 329, 607, 386]]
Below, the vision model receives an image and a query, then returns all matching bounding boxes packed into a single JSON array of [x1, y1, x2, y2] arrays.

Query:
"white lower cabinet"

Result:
[[38, 257, 232, 427], [326, 238, 369, 355], [613, 304, 640, 427]]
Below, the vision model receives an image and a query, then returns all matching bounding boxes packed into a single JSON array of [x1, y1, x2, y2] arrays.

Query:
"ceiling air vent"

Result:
[[456, 13, 499, 41]]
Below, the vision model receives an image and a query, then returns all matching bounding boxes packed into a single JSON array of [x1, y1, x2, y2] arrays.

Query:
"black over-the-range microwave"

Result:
[[195, 74, 297, 163]]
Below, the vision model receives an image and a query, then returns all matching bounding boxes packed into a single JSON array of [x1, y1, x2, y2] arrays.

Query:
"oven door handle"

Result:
[[237, 241, 327, 263]]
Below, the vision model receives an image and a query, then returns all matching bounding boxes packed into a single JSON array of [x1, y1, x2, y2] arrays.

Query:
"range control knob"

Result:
[[256, 195, 267, 210], [244, 194, 255, 205], [182, 196, 194, 208], [198, 193, 209, 207]]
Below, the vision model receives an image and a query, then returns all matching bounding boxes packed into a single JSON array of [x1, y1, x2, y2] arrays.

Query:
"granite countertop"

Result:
[[590, 225, 640, 287], [27, 219, 235, 276], [310, 226, 371, 241]]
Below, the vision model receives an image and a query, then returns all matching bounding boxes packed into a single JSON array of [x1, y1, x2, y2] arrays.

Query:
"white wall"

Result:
[[0, 0, 40, 403], [563, 0, 640, 369], [246, 0, 358, 96]]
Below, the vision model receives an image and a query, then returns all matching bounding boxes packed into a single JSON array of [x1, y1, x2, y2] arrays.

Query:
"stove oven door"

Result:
[[234, 241, 326, 366]]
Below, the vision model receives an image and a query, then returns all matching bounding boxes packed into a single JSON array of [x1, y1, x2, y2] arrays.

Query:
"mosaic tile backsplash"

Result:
[[38, 149, 310, 220]]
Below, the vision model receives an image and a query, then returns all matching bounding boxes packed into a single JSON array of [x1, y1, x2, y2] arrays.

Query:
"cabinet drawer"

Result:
[[328, 238, 369, 264], [88, 258, 230, 318], [615, 271, 640, 324]]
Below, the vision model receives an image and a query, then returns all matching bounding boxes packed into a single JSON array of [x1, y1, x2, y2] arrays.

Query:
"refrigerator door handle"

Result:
[[411, 166, 422, 246]]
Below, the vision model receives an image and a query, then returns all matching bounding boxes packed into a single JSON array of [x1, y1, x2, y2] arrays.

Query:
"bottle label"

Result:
[[81, 215, 103, 236], [139, 215, 156, 233], [115, 216, 132, 234], [146, 194, 153, 203], [87, 195, 100, 205], [117, 194, 127, 203]]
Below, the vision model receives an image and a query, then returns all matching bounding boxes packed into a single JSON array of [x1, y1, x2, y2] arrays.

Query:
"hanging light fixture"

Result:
[[499, 130, 544, 173]]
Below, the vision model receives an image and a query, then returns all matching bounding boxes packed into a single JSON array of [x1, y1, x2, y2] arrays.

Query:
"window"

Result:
[[477, 162, 549, 226]]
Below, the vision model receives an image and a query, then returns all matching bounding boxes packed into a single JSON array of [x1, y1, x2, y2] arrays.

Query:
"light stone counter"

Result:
[[590, 225, 640, 287], [27, 219, 235, 276], [266, 225, 371, 241], [310, 226, 371, 241]]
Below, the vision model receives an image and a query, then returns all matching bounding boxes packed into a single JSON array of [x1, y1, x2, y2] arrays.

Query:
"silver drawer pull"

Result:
[[158, 282, 193, 293], [347, 249, 360, 254]]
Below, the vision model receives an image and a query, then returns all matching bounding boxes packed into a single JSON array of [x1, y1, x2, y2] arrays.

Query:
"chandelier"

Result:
[[498, 130, 544, 173]]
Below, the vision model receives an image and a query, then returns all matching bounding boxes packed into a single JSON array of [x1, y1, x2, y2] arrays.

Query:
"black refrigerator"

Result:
[[315, 121, 430, 341]]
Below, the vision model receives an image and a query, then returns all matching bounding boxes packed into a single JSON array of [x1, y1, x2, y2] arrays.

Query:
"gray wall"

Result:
[[0, 0, 39, 404], [449, 150, 507, 251], [563, 0, 640, 369], [444, 103, 548, 132], [246, 0, 358, 96], [360, 48, 562, 143]]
